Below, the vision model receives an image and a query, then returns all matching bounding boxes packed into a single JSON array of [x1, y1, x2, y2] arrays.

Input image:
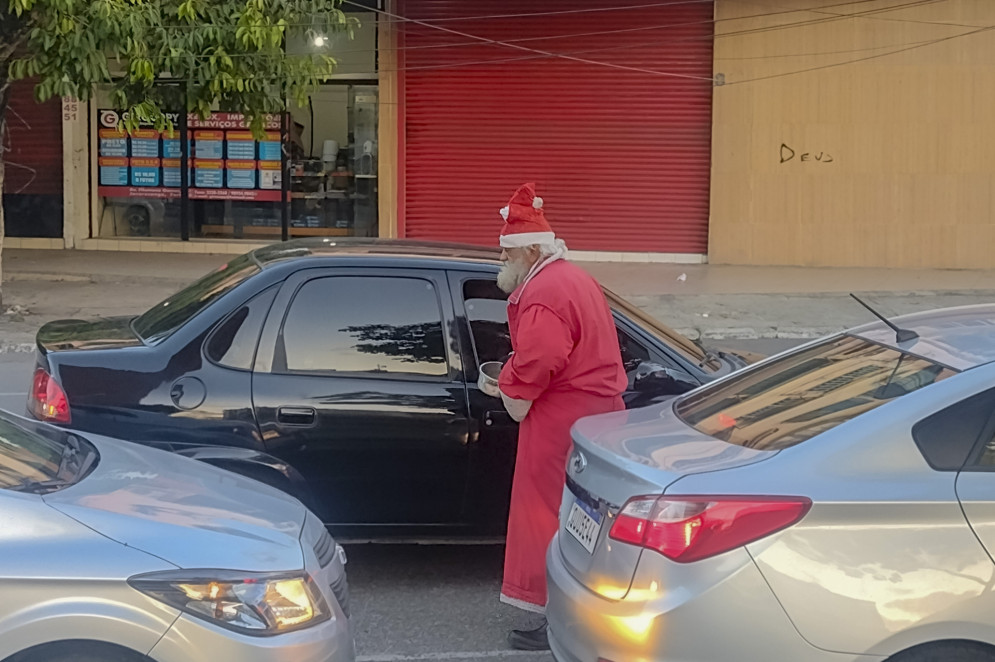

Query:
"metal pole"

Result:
[[281, 110, 290, 242], [179, 110, 190, 241]]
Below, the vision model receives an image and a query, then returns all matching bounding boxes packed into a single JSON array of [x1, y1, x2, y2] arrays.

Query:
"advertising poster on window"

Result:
[[96, 109, 284, 202]]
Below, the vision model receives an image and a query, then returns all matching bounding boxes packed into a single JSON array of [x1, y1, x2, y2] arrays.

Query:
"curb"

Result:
[[677, 326, 846, 342], [5, 273, 93, 283]]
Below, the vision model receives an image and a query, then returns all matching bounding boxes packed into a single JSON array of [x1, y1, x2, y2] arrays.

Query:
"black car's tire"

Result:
[[888, 641, 995, 662]]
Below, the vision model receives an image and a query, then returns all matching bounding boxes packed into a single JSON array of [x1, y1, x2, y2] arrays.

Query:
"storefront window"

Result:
[[96, 109, 286, 240], [287, 83, 379, 239], [94, 10, 379, 243]]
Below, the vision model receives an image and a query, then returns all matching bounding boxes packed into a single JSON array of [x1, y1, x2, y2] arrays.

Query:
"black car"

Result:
[[28, 239, 752, 537]]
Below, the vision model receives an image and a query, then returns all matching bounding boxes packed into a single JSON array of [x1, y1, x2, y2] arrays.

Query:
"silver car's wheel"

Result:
[[890, 641, 995, 662], [19, 642, 147, 662]]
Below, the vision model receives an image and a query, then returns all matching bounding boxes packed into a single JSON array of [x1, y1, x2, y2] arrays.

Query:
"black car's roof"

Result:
[[251, 238, 502, 270]]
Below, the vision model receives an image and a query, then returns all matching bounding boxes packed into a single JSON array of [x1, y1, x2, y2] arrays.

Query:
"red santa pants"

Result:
[[500, 390, 624, 613]]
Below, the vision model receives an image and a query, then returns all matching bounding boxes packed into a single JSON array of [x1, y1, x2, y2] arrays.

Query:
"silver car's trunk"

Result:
[[558, 403, 776, 598]]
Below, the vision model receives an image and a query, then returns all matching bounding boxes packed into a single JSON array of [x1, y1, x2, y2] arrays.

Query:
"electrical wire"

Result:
[[380, 0, 944, 76], [86, 0, 978, 88], [350, 0, 715, 23], [745, 0, 982, 29], [725, 21, 994, 85], [153, 0, 954, 79], [714, 36, 941, 59], [375, 0, 892, 54], [342, 0, 939, 79], [145, 0, 923, 37], [352, 0, 711, 80], [152, 0, 715, 30]]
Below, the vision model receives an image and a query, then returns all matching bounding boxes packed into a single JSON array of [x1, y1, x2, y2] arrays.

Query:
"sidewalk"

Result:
[[2, 247, 994, 353]]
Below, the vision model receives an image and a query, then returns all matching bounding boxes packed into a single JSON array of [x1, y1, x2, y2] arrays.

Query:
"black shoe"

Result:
[[508, 618, 549, 651]]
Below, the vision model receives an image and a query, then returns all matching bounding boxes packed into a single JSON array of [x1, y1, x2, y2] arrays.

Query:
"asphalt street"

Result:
[[0, 337, 801, 662]]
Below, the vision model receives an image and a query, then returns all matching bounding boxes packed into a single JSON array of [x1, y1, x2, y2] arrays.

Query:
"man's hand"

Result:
[[500, 391, 533, 423]]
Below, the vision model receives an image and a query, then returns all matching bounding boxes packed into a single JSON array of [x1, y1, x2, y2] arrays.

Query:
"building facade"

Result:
[[13, 0, 995, 268]]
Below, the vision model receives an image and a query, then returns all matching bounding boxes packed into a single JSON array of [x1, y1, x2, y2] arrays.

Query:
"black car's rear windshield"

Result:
[[133, 254, 259, 343], [675, 335, 957, 451]]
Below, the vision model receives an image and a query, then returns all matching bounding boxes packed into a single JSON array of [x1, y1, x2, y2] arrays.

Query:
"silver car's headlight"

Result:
[[128, 570, 331, 636]]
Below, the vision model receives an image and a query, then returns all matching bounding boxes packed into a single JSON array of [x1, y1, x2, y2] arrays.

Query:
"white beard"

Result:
[[497, 259, 530, 294]]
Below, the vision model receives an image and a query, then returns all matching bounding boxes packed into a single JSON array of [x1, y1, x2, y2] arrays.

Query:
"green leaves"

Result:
[[3, 0, 350, 137]]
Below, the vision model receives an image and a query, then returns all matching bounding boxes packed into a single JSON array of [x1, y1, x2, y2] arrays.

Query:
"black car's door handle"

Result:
[[278, 406, 317, 426]]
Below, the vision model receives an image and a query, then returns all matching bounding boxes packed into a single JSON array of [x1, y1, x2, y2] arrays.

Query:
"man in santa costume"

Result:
[[494, 183, 627, 650]]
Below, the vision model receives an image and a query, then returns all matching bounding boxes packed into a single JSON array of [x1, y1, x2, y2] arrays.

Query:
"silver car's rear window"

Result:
[[675, 335, 957, 451], [0, 419, 63, 488]]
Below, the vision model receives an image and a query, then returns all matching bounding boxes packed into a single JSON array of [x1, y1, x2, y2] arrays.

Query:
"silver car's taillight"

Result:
[[609, 495, 812, 563]]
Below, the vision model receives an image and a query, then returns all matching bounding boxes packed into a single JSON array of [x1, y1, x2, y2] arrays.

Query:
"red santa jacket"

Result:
[[499, 259, 627, 402]]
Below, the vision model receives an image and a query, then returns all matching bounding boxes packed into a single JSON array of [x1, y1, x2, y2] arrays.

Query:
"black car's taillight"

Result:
[[29, 367, 71, 424]]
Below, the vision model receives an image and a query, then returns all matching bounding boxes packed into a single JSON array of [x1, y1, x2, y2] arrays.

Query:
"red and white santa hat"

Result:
[[498, 183, 555, 249]]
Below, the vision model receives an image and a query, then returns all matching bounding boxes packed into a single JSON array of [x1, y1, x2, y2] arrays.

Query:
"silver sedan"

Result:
[[547, 304, 995, 662], [0, 411, 354, 662]]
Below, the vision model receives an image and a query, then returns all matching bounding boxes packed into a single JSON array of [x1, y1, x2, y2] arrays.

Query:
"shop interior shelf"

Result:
[[200, 224, 353, 237]]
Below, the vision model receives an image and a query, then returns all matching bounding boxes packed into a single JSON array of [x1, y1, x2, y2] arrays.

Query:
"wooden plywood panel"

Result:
[[710, 0, 995, 267]]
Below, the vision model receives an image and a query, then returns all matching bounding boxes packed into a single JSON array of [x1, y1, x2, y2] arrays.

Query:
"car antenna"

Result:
[[849, 294, 919, 344]]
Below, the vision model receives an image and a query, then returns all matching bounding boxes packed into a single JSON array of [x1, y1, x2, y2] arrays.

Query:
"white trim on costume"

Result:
[[500, 593, 546, 615], [500, 231, 556, 248]]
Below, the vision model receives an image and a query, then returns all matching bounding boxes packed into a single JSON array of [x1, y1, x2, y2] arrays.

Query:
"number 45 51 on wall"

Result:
[[62, 98, 79, 122]]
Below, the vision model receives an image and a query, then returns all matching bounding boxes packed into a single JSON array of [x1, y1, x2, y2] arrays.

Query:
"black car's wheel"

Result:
[[889, 642, 995, 662]]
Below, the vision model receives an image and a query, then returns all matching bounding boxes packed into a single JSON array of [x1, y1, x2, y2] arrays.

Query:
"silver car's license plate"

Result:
[[565, 498, 603, 554]]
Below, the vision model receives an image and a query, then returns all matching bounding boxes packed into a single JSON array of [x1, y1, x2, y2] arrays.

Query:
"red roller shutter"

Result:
[[3, 78, 63, 196], [398, 0, 714, 253]]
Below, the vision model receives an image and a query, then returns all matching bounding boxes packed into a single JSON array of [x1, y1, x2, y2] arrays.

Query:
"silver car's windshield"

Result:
[[675, 335, 958, 451]]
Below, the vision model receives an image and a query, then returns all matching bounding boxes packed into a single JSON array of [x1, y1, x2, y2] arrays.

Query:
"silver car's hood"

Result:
[[44, 434, 306, 572], [572, 401, 774, 483]]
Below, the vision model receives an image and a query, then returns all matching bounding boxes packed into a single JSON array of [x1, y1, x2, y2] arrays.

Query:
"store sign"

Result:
[[96, 109, 284, 201]]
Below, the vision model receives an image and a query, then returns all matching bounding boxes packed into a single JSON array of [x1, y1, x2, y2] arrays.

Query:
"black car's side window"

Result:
[[206, 285, 278, 370], [463, 279, 511, 366], [277, 276, 449, 378]]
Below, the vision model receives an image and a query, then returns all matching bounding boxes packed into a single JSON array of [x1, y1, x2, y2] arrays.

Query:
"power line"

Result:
[[746, 0, 981, 29], [384, 0, 887, 54], [725, 21, 993, 85], [155, 0, 949, 78], [384, 0, 942, 75], [714, 36, 941, 59], [79, 0, 975, 88], [355, 0, 716, 81], [359, 0, 715, 23], [150, 0, 715, 30]]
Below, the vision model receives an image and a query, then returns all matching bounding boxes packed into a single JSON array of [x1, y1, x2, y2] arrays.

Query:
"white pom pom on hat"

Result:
[[532, 196, 543, 209]]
